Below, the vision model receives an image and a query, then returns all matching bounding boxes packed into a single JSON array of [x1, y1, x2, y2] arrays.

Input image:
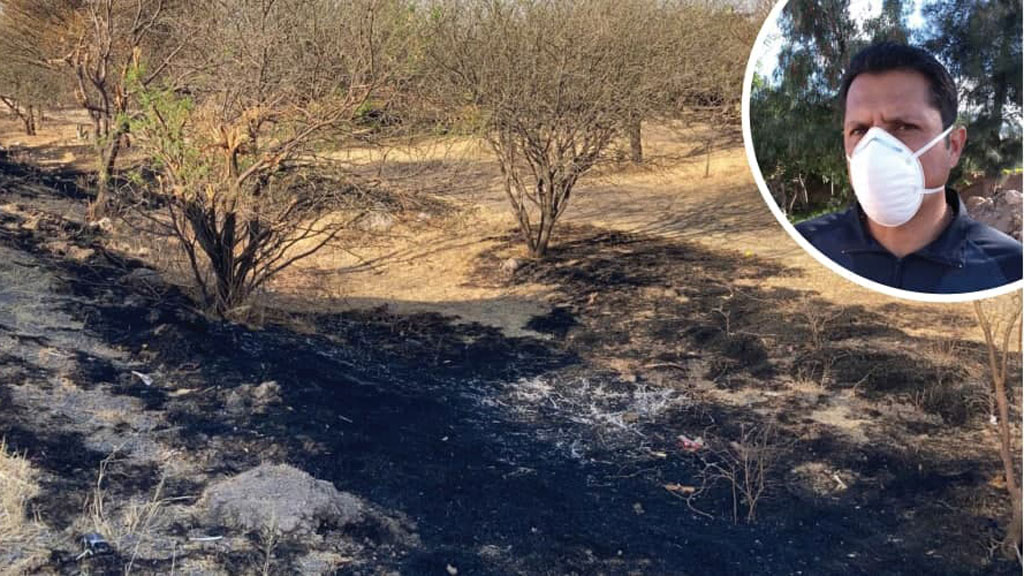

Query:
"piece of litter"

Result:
[[75, 533, 112, 560], [446, 564, 458, 575], [677, 435, 705, 452], [990, 414, 999, 426], [131, 371, 153, 386], [831, 472, 848, 490], [188, 535, 224, 542], [664, 483, 697, 494]]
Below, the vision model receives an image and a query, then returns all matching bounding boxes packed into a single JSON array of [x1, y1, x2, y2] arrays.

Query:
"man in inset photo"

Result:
[[796, 42, 1022, 294]]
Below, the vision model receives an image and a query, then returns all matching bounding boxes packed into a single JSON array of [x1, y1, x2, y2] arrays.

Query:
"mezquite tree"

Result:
[[0, 62, 64, 136], [672, 4, 759, 178], [622, 2, 760, 169], [0, 0, 182, 220], [424, 0, 674, 258], [127, 0, 411, 315]]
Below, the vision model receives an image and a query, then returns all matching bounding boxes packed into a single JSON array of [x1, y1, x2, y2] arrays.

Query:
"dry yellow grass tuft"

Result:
[[0, 437, 49, 572]]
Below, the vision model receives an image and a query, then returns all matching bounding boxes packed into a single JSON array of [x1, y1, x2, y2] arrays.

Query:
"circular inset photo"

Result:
[[743, 0, 1023, 301]]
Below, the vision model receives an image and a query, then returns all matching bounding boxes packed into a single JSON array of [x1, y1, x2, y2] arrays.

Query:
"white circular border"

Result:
[[740, 0, 1024, 303]]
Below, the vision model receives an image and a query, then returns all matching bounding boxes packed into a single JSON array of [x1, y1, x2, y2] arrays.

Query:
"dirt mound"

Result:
[[200, 464, 366, 536]]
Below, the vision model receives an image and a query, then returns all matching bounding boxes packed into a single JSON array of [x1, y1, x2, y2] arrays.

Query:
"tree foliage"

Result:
[[921, 0, 1023, 179], [751, 0, 1020, 219]]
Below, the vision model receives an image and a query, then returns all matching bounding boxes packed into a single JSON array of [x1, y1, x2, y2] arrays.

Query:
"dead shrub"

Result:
[[974, 294, 1023, 560], [697, 423, 790, 524]]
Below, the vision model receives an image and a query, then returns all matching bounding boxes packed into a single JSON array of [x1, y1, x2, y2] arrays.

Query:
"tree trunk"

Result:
[[628, 118, 643, 165], [89, 132, 123, 221], [532, 214, 555, 258], [974, 300, 1024, 560], [213, 212, 238, 316], [704, 134, 713, 178], [995, 370, 1022, 559], [21, 113, 35, 136], [1, 98, 36, 136]]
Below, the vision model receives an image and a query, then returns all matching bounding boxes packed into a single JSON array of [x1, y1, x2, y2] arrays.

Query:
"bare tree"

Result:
[[623, 1, 759, 168], [660, 2, 759, 177], [127, 0, 410, 315], [0, 0, 183, 219], [0, 1, 77, 135], [0, 65, 63, 135], [424, 0, 672, 258], [973, 292, 1023, 560]]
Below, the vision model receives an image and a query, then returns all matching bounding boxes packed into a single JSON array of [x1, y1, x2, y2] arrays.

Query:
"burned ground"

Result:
[[0, 157, 1019, 575]]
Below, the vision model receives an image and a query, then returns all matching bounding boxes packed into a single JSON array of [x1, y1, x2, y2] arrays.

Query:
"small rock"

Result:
[[499, 257, 521, 276], [123, 267, 163, 286], [224, 381, 282, 415], [252, 381, 281, 402], [358, 211, 395, 233], [88, 217, 113, 233], [66, 245, 94, 262]]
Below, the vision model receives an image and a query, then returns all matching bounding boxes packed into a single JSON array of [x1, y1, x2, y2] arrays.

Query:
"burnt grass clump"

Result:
[[0, 163, 1019, 574]]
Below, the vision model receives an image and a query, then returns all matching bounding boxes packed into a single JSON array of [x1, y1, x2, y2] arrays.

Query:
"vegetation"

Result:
[[0, 0, 759, 300], [423, 0, 756, 257], [123, 0, 411, 315], [751, 0, 1022, 219], [974, 293, 1023, 560]]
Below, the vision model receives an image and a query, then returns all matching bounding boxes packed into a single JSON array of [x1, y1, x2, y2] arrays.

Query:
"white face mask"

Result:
[[846, 125, 955, 228]]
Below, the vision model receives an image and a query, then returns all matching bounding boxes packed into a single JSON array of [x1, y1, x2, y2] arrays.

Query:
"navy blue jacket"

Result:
[[796, 189, 1022, 293]]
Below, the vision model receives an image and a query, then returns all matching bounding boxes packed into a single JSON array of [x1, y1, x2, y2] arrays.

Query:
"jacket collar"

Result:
[[839, 188, 967, 267]]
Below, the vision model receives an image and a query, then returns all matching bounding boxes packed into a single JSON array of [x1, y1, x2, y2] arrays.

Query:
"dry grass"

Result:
[[0, 437, 50, 572], [74, 447, 187, 573]]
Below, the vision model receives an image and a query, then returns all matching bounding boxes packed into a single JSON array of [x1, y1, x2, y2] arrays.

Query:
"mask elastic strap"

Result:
[[912, 124, 956, 159]]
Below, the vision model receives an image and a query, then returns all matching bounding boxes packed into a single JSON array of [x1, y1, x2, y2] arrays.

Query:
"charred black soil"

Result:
[[0, 159, 1019, 575]]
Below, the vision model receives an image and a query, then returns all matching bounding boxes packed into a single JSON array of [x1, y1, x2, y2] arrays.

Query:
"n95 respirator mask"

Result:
[[846, 125, 954, 228]]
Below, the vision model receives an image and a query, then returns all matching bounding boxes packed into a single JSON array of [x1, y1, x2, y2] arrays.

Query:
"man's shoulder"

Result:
[[961, 218, 1022, 256], [960, 218, 1023, 280], [794, 208, 863, 256]]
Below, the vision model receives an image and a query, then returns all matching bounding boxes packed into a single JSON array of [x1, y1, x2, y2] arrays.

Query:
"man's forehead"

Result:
[[843, 69, 941, 123]]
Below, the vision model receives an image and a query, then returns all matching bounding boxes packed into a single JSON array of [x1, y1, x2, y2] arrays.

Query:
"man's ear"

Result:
[[947, 125, 967, 167]]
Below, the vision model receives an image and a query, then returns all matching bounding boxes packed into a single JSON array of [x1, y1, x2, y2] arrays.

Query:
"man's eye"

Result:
[[849, 128, 865, 136]]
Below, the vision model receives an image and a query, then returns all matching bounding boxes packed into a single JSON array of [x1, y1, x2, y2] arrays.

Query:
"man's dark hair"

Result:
[[838, 42, 958, 129]]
